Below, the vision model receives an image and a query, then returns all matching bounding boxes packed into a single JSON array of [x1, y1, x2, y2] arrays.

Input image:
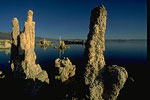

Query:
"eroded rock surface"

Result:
[[55, 58, 76, 82], [0, 71, 5, 79], [102, 65, 128, 100], [84, 5, 107, 85], [10, 10, 49, 84], [84, 5, 128, 100]]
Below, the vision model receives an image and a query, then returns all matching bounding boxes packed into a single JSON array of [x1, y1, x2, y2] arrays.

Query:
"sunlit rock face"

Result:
[[55, 58, 76, 82], [84, 5, 128, 100], [10, 10, 49, 84], [12, 18, 20, 46], [84, 5, 107, 85]]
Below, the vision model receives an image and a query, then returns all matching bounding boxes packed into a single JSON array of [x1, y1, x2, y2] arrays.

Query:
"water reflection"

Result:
[[58, 49, 64, 57], [0, 48, 10, 55]]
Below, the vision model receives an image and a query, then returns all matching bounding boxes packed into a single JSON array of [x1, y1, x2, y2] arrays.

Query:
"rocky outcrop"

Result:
[[37, 38, 53, 47], [10, 10, 49, 83], [84, 5, 128, 100], [0, 71, 5, 79], [55, 58, 76, 82], [0, 40, 11, 49], [102, 65, 128, 100], [84, 5, 106, 85], [36, 38, 53, 51], [54, 36, 70, 49]]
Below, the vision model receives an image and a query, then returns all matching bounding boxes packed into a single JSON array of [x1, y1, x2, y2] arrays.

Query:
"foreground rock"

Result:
[[55, 58, 76, 82], [103, 65, 128, 100], [0, 71, 5, 79], [84, 5, 128, 100], [84, 5, 106, 85], [10, 10, 49, 96]]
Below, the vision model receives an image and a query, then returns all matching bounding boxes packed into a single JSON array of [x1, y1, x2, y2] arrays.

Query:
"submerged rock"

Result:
[[84, 5, 128, 100], [55, 58, 76, 82]]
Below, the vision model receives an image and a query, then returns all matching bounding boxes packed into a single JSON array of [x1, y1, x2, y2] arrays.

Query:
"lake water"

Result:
[[0, 40, 146, 69], [0, 40, 148, 99]]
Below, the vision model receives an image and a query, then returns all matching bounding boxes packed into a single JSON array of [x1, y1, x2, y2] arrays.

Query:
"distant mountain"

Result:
[[105, 39, 146, 41], [62, 39, 86, 41], [0, 32, 58, 41], [35, 37, 58, 42], [0, 32, 146, 42], [0, 32, 11, 40]]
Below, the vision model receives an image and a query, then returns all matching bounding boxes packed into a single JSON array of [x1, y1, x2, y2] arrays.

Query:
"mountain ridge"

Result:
[[0, 32, 146, 41]]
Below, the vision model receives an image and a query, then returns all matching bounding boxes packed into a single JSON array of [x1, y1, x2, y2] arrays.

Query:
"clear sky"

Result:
[[0, 0, 147, 39]]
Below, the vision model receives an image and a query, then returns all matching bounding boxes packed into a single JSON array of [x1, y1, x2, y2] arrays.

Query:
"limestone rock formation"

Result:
[[10, 10, 49, 84], [84, 5, 107, 85], [55, 58, 76, 82], [0, 71, 5, 79], [0, 40, 11, 49], [37, 38, 53, 47], [84, 5, 128, 100], [54, 36, 70, 49], [102, 65, 128, 100], [0, 40, 11, 55], [36, 38, 53, 51]]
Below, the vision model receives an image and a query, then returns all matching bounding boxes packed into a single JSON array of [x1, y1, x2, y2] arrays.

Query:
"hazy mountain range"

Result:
[[0, 32, 146, 41], [0, 32, 58, 41]]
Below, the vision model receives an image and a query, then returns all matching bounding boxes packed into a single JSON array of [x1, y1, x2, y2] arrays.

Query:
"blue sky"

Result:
[[0, 0, 147, 39]]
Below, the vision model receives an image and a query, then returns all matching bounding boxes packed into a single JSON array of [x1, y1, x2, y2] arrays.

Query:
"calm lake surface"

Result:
[[0, 40, 147, 70], [0, 40, 148, 99]]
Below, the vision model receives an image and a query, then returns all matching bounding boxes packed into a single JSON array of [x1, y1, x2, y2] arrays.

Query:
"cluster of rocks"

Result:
[[54, 36, 70, 49], [55, 58, 76, 82], [37, 38, 53, 47], [83, 5, 128, 100], [0, 40, 11, 49]]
